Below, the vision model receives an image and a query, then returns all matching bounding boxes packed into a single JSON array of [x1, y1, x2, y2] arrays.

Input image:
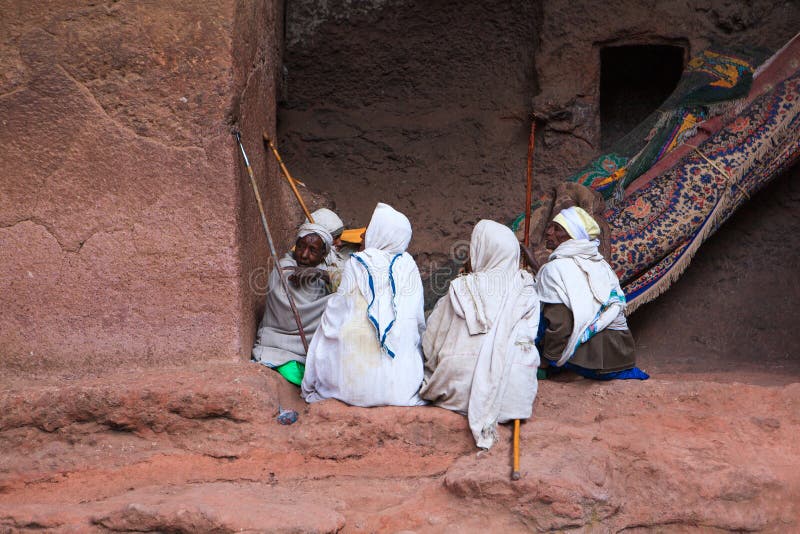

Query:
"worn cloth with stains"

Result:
[[420, 220, 540, 449], [302, 203, 426, 407]]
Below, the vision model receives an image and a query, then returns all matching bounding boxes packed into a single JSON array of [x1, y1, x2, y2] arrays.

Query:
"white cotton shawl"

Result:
[[252, 254, 332, 366], [422, 220, 540, 449], [350, 202, 416, 357], [301, 202, 426, 407], [536, 239, 628, 366], [448, 219, 522, 335]]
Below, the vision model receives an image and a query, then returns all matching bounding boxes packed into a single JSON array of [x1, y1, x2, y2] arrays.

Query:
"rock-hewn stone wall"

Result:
[[278, 0, 542, 267], [0, 1, 288, 374], [231, 0, 301, 369]]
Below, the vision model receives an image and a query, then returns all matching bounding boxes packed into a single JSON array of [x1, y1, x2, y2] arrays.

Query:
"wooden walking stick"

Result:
[[513, 118, 537, 482], [235, 131, 309, 352], [523, 119, 536, 248], [512, 419, 521, 480], [263, 132, 315, 224]]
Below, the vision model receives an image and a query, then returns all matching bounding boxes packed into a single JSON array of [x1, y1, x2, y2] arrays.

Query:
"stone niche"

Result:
[[0, 1, 296, 375], [599, 44, 686, 150]]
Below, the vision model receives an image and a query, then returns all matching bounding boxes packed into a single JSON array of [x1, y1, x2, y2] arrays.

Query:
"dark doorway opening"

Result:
[[600, 45, 685, 150]]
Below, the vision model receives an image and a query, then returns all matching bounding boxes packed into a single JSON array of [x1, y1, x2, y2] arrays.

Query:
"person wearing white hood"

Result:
[[302, 203, 426, 407], [252, 222, 335, 386], [420, 220, 540, 449], [536, 206, 647, 379]]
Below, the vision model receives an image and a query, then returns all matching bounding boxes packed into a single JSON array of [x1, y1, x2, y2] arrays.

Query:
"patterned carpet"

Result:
[[568, 46, 768, 201], [608, 68, 800, 312]]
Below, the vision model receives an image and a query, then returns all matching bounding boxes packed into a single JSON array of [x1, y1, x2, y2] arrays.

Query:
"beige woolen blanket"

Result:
[[420, 220, 540, 449]]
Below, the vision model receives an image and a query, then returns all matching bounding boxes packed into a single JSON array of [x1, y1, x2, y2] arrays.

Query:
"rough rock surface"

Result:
[[0, 1, 306, 373], [3, 2, 800, 532], [630, 165, 800, 383], [279, 0, 541, 269], [1, 362, 799, 532]]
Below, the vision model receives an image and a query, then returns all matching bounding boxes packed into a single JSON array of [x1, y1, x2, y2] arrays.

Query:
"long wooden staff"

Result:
[[263, 132, 315, 224], [523, 120, 536, 247], [235, 131, 309, 352], [513, 118, 537, 482]]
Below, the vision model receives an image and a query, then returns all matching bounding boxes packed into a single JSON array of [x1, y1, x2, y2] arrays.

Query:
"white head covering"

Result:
[[363, 203, 412, 253], [446, 219, 539, 450], [306, 208, 345, 238], [351, 203, 417, 357], [297, 223, 333, 252], [553, 206, 601, 243], [469, 220, 520, 274], [452, 220, 522, 336]]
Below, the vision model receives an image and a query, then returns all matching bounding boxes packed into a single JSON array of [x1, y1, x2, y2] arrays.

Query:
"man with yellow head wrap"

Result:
[[536, 207, 647, 379], [552, 206, 602, 242]]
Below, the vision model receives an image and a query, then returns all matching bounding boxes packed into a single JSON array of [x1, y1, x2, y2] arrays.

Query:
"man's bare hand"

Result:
[[288, 267, 330, 287]]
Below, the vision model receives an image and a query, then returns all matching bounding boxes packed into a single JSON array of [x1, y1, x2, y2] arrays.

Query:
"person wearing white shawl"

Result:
[[252, 222, 335, 385], [420, 220, 540, 449], [301, 203, 426, 407], [537, 206, 636, 374]]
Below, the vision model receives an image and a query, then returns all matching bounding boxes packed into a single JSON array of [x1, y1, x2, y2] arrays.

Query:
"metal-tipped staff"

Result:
[[263, 132, 315, 224], [513, 118, 537, 482], [234, 130, 309, 353]]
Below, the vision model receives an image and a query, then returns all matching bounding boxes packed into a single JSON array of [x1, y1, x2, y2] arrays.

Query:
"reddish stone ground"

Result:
[[2, 361, 798, 532]]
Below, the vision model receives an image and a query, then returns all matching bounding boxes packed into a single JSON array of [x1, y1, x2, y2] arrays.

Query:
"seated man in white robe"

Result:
[[535, 206, 648, 380], [420, 220, 540, 449], [252, 223, 335, 385], [302, 203, 426, 407]]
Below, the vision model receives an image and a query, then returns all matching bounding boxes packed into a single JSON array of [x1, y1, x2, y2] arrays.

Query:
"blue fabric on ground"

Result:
[[534, 309, 648, 381], [535, 309, 547, 349], [563, 362, 649, 381]]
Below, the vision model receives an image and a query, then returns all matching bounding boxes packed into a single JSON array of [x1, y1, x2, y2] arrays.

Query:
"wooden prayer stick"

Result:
[[513, 117, 536, 482], [263, 132, 315, 224], [512, 419, 521, 480], [235, 132, 309, 352], [523, 120, 536, 247]]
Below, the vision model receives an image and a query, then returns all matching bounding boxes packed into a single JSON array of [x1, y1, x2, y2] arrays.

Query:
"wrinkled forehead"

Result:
[[297, 232, 324, 247], [549, 220, 570, 234]]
